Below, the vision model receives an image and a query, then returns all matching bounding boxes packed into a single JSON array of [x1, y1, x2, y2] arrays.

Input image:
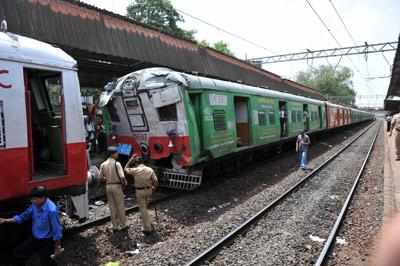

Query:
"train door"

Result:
[[234, 96, 250, 147], [279, 101, 288, 137], [318, 106, 323, 128], [303, 104, 309, 131], [24, 68, 66, 180], [189, 93, 203, 152]]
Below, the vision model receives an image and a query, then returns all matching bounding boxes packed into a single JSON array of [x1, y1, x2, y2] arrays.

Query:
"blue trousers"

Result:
[[299, 150, 308, 169]]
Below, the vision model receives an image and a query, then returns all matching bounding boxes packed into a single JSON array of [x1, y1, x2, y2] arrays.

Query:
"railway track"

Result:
[[185, 121, 380, 266], [64, 123, 374, 235], [65, 191, 183, 234], [314, 123, 380, 266]]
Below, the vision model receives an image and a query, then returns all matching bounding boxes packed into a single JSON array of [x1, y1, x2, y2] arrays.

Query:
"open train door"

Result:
[[303, 104, 310, 131], [234, 96, 250, 146], [318, 106, 323, 128], [24, 68, 66, 180], [279, 101, 288, 137]]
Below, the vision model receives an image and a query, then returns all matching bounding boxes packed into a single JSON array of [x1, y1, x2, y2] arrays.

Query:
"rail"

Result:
[[314, 122, 380, 265], [65, 191, 183, 234], [185, 122, 377, 266]]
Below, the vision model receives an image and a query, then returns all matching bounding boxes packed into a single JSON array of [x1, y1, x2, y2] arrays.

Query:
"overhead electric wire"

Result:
[[305, 0, 375, 93], [305, 0, 342, 47], [175, 8, 275, 54], [328, 0, 356, 45], [328, 0, 392, 70]]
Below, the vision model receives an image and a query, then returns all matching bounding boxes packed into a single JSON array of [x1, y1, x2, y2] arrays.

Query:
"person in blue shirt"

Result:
[[0, 186, 63, 266]]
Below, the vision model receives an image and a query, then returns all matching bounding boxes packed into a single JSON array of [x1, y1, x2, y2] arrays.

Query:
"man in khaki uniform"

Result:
[[99, 147, 128, 231], [125, 155, 158, 235], [390, 112, 400, 161]]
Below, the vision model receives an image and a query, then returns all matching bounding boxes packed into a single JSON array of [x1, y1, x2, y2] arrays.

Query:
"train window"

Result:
[[158, 104, 178, 121], [213, 110, 227, 131], [311, 112, 315, 121], [297, 111, 302, 122], [268, 112, 275, 125], [291, 111, 297, 123], [44, 77, 62, 114], [258, 112, 267, 126], [129, 114, 145, 127], [125, 98, 139, 108]]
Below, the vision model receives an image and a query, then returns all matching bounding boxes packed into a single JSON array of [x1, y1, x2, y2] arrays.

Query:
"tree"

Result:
[[213, 41, 234, 56], [198, 40, 210, 48], [126, 0, 196, 40], [296, 65, 356, 105], [198, 40, 234, 56]]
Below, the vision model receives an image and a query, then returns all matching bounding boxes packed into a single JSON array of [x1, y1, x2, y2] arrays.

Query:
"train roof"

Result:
[[0, 31, 76, 70], [131, 68, 325, 106]]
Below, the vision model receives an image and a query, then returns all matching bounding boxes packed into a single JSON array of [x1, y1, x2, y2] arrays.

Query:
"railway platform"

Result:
[[384, 123, 400, 220]]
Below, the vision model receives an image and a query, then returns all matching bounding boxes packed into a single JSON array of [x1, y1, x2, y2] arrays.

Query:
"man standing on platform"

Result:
[[0, 186, 63, 266], [296, 130, 311, 170], [99, 146, 128, 231], [125, 155, 158, 235], [389, 111, 400, 161]]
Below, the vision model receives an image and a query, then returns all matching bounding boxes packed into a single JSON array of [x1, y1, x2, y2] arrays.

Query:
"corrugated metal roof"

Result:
[[0, 0, 326, 100], [385, 35, 400, 110]]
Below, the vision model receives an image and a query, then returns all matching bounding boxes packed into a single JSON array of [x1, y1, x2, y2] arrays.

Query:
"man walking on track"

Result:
[[296, 130, 311, 170], [125, 155, 158, 235], [389, 111, 400, 161], [0, 186, 63, 266], [99, 146, 128, 231]]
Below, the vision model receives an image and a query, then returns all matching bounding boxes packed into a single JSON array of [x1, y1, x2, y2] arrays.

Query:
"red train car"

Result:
[[0, 31, 87, 208], [326, 102, 352, 128]]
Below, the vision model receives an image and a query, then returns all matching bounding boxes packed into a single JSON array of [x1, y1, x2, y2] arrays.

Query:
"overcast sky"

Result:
[[81, 0, 400, 107]]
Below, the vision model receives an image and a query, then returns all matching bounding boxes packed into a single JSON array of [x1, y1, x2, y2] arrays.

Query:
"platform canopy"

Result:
[[0, 0, 325, 100], [385, 35, 400, 111]]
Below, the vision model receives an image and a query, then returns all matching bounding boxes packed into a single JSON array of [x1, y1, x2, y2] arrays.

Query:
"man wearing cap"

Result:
[[125, 155, 158, 235], [99, 146, 128, 231], [0, 186, 63, 266]]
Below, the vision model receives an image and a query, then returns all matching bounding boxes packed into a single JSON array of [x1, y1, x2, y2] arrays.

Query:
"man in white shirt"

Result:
[[296, 131, 311, 170]]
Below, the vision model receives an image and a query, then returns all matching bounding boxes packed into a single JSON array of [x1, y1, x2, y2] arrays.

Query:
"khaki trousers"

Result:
[[106, 184, 126, 229], [136, 188, 153, 231], [395, 130, 400, 160]]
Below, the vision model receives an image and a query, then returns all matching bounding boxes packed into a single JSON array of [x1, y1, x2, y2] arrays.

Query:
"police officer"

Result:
[[99, 146, 128, 231], [125, 155, 158, 235], [389, 111, 400, 161]]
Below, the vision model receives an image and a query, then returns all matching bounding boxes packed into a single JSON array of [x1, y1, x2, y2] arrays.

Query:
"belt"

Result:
[[106, 182, 122, 185], [135, 186, 151, 190]]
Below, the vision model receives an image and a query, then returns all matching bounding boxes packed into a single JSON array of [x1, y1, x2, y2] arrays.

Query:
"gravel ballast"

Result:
[[209, 122, 381, 266], [326, 125, 384, 266], [47, 123, 375, 266]]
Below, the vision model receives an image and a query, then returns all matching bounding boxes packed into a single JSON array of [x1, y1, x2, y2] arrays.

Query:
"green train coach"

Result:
[[100, 68, 374, 190]]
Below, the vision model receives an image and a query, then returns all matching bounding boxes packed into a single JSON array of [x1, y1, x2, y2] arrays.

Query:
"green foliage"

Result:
[[198, 40, 234, 56], [126, 0, 196, 40], [212, 41, 234, 56], [296, 65, 356, 105], [198, 40, 210, 48]]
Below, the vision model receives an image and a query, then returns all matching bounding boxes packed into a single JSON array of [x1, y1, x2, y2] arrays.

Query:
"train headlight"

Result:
[[140, 143, 149, 155]]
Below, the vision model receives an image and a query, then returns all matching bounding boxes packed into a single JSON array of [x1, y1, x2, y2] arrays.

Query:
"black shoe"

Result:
[[143, 230, 154, 236]]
